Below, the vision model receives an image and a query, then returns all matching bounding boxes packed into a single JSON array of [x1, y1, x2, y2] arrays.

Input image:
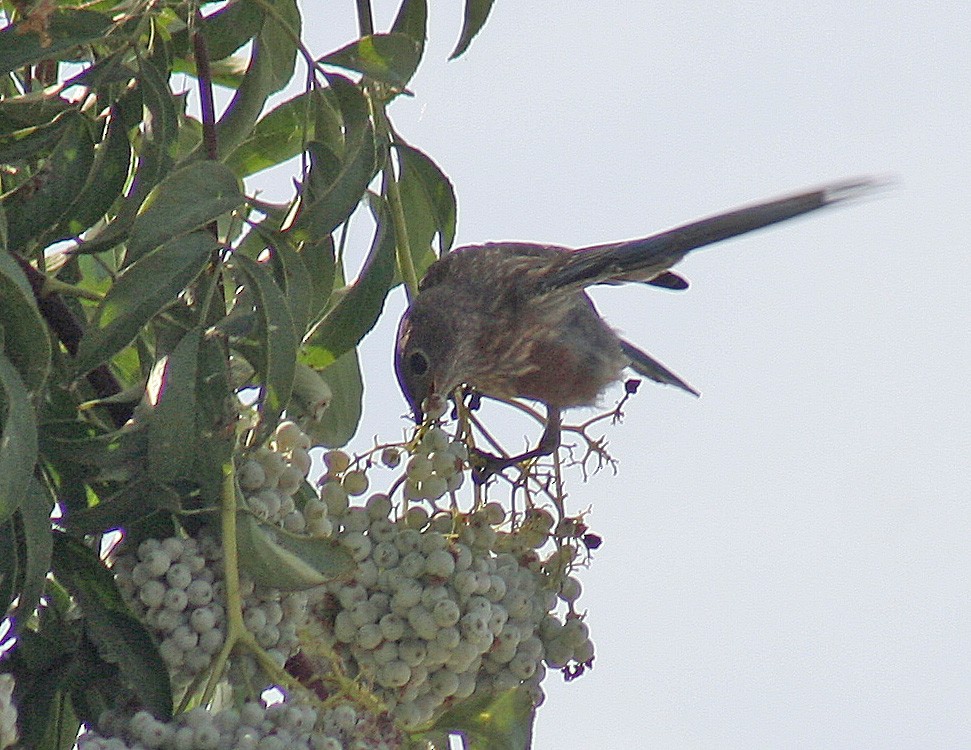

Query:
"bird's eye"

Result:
[[408, 350, 429, 376]]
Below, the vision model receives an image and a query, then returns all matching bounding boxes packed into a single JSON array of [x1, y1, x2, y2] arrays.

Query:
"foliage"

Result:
[[0, 0, 607, 747]]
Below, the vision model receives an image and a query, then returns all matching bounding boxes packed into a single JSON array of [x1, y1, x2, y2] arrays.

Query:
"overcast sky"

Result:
[[287, 3, 967, 747]]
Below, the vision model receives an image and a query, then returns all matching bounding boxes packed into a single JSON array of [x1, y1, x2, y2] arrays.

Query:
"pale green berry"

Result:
[[319, 481, 349, 516], [381, 446, 402, 468], [342, 470, 369, 496], [406, 455, 433, 481], [365, 492, 392, 519], [323, 450, 351, 474]]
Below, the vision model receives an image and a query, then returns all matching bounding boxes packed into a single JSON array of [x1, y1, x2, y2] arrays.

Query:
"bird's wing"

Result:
[[539, 178, 877, 292], [619, 339, 699, 397]]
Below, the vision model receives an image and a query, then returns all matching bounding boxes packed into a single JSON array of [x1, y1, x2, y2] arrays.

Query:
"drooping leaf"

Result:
[[230, 254, 297, 441], [236, 512, 354, 590], [14, 477, 54, 630], [254, 225, 314, 338], [319, 33, 421, 90], [298, 233, 337, 327], [147, 327, 202, 483], [450, 0, 496, 59], [302, 196, 396, 368], [58, 107, 132, 239], [214, 0, 301, 158], [73, 232, 219, 377], [52, 533, 173, 719], [0, 352, 39, 522], [126, 161, 243, 265], [0, 251, 52, 395], [292, 124, 379, 238], [299, 347, 363, 448], [0, 9, 114, 74]]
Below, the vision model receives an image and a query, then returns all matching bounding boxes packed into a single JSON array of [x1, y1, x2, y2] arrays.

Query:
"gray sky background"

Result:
[[272, 3, 965, 747]]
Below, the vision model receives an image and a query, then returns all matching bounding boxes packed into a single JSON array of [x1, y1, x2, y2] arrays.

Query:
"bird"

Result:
[[395, 179, 875, 474]]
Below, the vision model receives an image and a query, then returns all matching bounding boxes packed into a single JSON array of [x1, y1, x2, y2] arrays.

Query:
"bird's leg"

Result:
[[472, 406, 563, 483]]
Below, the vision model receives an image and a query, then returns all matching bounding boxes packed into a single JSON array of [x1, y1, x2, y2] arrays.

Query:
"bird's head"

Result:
[[394, 297, 463, 423]]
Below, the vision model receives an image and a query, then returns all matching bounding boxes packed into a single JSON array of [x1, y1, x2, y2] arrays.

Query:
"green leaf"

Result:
[[0, 251, 52, 395], [319, 33, 421, 90], [1, 113, 95, 252], [196, 0, 265, 62], [214, 0, 301, 158], [236, 512, 354, 590], [230, 254, 297, 440], [394, 143, 457, 284], [58, 106, 132, 238], [0, 352, 39, 522], [14, 477, 54, 629], [52, 532, 173, 720], [392, 0, 428, 55], [299, 347, 363, 448], [292, 123, 379, 238], [302, 197, 396, 368], [0, 111, 73, 164], [192, 334, 234, 502], [450, 0, 496, 59], [224, 89, 317, 177], [298, 233, 337, 326], [255, 226, 314, 338], [148, 327, 202, 483], [0, 9, 114, 74], [126, 161, 244, 265], [73, 231, 219, 376], [424, 687, 535, 750]]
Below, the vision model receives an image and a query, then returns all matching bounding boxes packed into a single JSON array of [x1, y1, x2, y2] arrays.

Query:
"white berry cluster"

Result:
[[306, 467, 595, 730], [399, 428, 467, 502], [113, 533, 310, 689], [238, 422, 333, 537], [76, 693, 392, 750], [0, 673, 16, 750], [112, 421, 322, 689]]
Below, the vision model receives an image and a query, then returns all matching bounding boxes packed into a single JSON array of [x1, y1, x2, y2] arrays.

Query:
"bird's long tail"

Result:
[[619, 339, 699, 397], [541, 178, 878, 292]]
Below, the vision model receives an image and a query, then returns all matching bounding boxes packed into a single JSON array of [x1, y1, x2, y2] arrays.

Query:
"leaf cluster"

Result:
[[0, 0, 537, 747]]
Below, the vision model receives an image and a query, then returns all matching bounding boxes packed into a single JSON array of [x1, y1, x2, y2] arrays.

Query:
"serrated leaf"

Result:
[[302, 197, 396, 368], [52, 532, 173, 720], [0, 9, 114, 74], [14, 476, 54, 629], [236, 512, 353, 590], [230, 254, 297, 440], [126, 161, 243, 265], [0, 252, 52, 395], [148, 327, 202, 483], [299, 347, 363, 448], [450, 0, 496, 59], [425, 687, 534, 750], [0, 352, 39, 522], [319, 33, 421, 90], [73, 232, 219, 377]]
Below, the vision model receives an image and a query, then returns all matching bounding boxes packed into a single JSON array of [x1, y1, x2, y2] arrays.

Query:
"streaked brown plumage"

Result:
[[395, 179, 874, 470]]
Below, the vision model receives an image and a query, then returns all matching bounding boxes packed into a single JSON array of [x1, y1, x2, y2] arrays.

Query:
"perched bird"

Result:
[[395, 179, 874, 472]]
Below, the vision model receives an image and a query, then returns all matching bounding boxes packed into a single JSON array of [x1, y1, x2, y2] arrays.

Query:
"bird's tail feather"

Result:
[[619, 340, 700, 397], [543, 178, 877, 292]]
